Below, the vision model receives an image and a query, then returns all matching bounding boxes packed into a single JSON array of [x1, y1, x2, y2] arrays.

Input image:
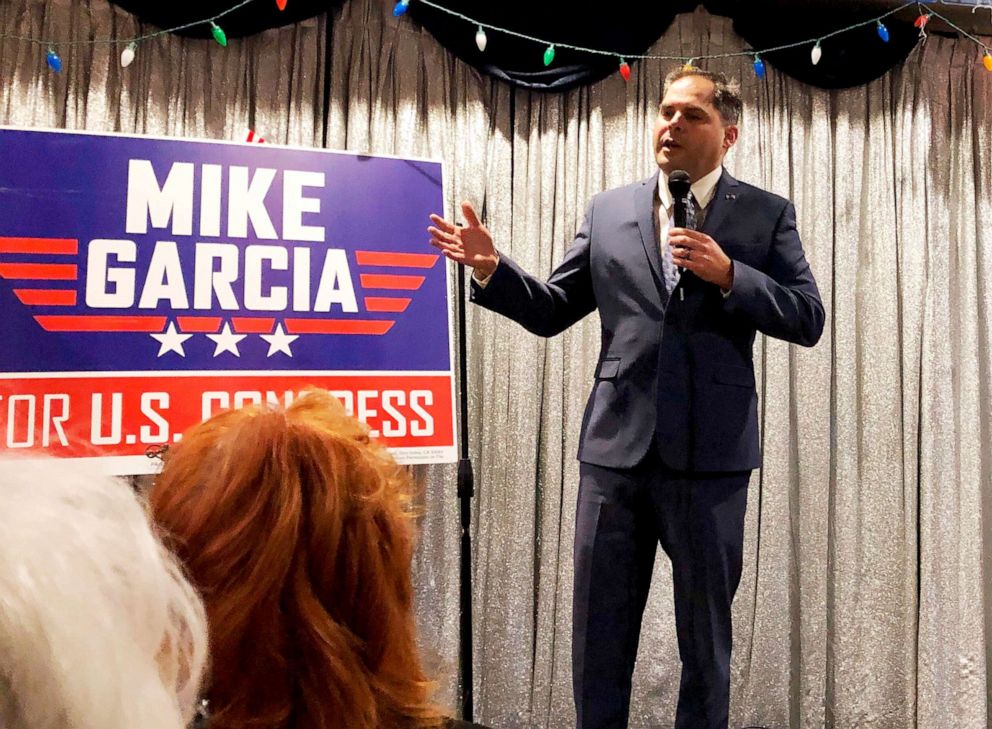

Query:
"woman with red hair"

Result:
[[150, 389, 484, 729]]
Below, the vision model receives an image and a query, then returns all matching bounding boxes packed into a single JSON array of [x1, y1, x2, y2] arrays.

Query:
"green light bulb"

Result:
[[211, 22, 227, 47]]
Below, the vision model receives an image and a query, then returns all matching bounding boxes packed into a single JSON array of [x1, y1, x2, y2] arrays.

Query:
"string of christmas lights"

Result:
[[395, 0, 992, 81], [1, 0, 989, 77], [2, 0, 287, 71]]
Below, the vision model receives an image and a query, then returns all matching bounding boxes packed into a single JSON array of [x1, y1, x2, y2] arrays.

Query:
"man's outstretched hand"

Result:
[[428, 201, 499, 278]]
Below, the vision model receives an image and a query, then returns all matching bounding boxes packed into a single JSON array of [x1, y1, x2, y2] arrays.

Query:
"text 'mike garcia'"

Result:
[[0, 159, 440, 358]]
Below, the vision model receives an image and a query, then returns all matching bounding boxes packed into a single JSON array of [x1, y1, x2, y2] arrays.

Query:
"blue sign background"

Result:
[[0, 129, 450, 373]]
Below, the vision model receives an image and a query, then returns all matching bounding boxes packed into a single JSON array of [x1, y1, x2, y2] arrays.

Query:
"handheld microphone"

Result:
[[667, 170, 694, 294], [668, 170, 693, 230]]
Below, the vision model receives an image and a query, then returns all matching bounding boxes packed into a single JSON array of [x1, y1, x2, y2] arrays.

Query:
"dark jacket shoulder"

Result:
[[725, 176, 791, 217], [588, 174, 655, 209]]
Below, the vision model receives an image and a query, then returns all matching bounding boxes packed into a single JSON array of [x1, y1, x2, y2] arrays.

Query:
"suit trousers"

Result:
[[572, 447, 750, 729]]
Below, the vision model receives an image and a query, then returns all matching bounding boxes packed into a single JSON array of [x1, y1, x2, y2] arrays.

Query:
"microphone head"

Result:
[[668, 170, 691, 197]]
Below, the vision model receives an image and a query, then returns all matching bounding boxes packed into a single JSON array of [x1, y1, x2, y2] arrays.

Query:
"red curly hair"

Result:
[[149, 389, 441, 729]]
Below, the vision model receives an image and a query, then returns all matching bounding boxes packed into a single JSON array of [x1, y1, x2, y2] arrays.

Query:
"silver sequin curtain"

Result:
[[1, 1, 989, 727]]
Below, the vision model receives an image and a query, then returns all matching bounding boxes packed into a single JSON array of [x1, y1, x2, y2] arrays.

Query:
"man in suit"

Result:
[[428, 68, 824, 729]]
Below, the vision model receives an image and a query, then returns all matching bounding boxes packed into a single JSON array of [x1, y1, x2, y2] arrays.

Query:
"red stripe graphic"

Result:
[[359, 274, 425, 290], [0, 263, 77, 280], [177, 317, 222, 333], [355, 251, 439, 268], [364, 296, 411, 313], [34, 315, 167, 332], [13, 288, 77, 306], [233, 317, 276, 334], [0, 237, 78, 254], [285, 319, 394, 335]]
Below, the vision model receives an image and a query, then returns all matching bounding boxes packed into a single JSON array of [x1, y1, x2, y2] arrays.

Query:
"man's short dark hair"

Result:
[[663, 68, 743, 126]]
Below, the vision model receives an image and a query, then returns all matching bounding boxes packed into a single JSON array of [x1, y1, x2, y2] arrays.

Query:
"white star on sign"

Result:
[[150, 321, 193, 357], [206, 322, 247, 357], [260, 323, 299, 357]]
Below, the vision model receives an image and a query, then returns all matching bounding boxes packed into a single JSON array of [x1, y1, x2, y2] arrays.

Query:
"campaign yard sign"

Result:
[[0, 128, 456, 474]]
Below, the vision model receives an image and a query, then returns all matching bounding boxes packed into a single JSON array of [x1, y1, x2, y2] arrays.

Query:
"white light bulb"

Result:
[[475, 26, 487, 53], [811, 43, 822, 66], [121, 42, 136, 68]]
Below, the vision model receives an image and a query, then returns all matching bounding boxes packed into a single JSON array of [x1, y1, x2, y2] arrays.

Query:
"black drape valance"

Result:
[[109, 0, 925, 90]]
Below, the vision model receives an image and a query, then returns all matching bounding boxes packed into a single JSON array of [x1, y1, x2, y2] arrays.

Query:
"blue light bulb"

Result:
[[46, 49, 62, 73], [753, 55, 765, 78]]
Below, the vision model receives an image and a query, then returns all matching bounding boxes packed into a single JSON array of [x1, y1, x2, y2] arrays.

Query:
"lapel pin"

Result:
[[725, 193, 737, 200]]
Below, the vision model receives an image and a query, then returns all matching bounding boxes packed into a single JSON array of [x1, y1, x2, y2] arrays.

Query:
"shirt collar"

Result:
[[657, 165, 723, 211]]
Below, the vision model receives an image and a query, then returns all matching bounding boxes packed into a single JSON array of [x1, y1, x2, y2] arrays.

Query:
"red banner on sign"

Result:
[[0, 374, 454, 470]]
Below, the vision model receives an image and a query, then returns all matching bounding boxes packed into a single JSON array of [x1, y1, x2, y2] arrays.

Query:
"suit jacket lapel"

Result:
[[699, 169, 740, 241], [635, 172, 664, 292]]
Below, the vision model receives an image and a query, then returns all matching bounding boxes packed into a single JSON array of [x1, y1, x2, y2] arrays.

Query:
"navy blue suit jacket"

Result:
[[471, 170, 824, 472]]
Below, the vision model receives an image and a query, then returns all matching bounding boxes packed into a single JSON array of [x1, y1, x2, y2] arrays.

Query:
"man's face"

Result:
[[652, 75, 738, 181]]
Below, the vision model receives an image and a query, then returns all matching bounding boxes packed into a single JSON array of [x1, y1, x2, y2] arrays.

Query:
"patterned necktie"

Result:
[[661, 194, 697, 295]]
